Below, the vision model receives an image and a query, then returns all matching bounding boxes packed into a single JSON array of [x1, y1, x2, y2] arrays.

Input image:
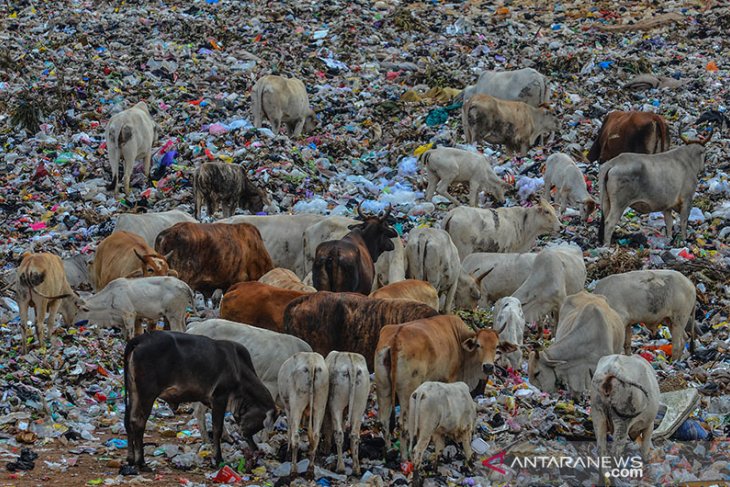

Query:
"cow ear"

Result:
[[461, 337, 478, 352], [498, 342, 518, 354], [164, 251, 174, 261], [167, 269, 179, 277], [126, 269, 144, 278], [133, 249, 146, 262]]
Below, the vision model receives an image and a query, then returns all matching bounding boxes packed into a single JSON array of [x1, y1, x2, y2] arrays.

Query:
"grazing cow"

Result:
[[67, 276, 195, 338], [462, 68, 550, 107], [406, 227, 463, 312], [220, 281, 308, 333], [193, 161, 270, 219], [186, 319, 312, 440], [461, 253, 537, 306], [63, 253, 93, 290], [370, 279, 440, 311], [277, 352, 329, 476], [324, 351, 370, 475], [312, 207, 397, 295], [587, 111, 670, 163], [15, 253, 88, 353], [408, 381, 476, 474], [511, 244, 586, 328], [91, 231, 176, 291], [251, 75, 316, 137], [591, 354, 660, 463], [528, 292, 624, 397], [259, 268, 316, 293], [594, 270, 696, 360], [420, 147, 509, 206], [155, 222, 273, 299], [598, 133, 710, 246], [105, 101, 158, 194], [542, 152, 597, 220], [443, 199, 560, 259], [462, 94, 559, 154], [375, 316, 516, 455], [124, 331, 274, 469], [283, 291, 438, 367], [114, 209, 196, 247], [493, 297, 526, 370]]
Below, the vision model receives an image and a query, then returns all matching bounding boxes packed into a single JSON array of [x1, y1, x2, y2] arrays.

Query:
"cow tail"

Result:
[[118, 125, 133, 146], [420, 237, 430, 284], [688, 301, 696, 355], [597, 164, 610, 243], [187, 285, 199, 318], [308, 363, 317, 437], [346, 359, 357, 430], [660, 118, 669, 153], [389, 340, 399, 418]]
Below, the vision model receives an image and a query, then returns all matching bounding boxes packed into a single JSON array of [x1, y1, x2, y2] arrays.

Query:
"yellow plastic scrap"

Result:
[[413, 143, 433, 156]]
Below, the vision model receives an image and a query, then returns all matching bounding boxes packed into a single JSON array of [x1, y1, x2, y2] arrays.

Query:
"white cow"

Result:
[[406, 227, 461, 312], [420, 147, 509, 207], [277, 352, 329, 476], [63, 253, 93, 290], [408, 381, 476, 473], [461, 252, 537, 306], [114, 209, 196, 248], [105, 101, 158, 195], [443, 199, 561, 259], [493, 297, 525, 370], [591, 354, 660, 461], [324, 351, 370, 475], [251, 75, 316, 137], [462, 68, 550, 107], [542, 152, 597, 220]]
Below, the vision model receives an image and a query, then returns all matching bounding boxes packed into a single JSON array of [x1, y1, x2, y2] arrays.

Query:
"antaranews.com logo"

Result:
[[483, 450, 643, 480]]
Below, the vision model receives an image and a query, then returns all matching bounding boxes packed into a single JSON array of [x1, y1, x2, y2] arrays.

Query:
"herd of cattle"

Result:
[[9, 66, 715, 478]]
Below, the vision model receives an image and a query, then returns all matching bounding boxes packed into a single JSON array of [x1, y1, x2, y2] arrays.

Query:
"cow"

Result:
[[312, 206, 397, 295], [462, 68, 550, 107], [63, 253, 93, 290], [528, 291, 624, 397], [66, 276, 195, 339], [443, 199, 560, 259], [374, 316, 516, 456], [193, 161, 270, 219], [283, 291, 438, 367], [186, 319, 312, 441], [461, 252, 537, 306], [277, 352, 329, 476], [324, 351, 370, 475], [593, 270, 696, 360], [419, 147, 509, 207], [114, 209, 196, 248], [155, 222, 273, 299], [587, 111, 670, 164], [493, 297, 526, 371], [15, 252, 88, 353], [591, 354, 660, 464], [542, 152, 597, 220], [251, 75, 316, 137], [598, 132, 711, 246], [369, 279, 440, 311], [219, 281, 308, 333], [462, 94, 559, 154], [408, 381, 476, 476], [124, 331, 275, 470], [105, 101, 158, 195], [511, 244, 586, 329], [259, 267, 316, 293]]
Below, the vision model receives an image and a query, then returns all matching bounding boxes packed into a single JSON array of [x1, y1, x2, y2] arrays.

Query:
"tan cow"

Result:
[[251, 75, 316, 137], [369, 279, 439, 311], [259, 268, 316, 293], [90, 231, 176, 291], [220, 281, 308, 333]]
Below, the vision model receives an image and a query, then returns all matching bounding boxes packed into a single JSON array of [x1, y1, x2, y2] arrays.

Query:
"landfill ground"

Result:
[[1, 0, 729, 486]]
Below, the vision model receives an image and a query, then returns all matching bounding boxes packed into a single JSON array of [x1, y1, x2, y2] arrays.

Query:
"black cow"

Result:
[[193, 161, 270, 219]]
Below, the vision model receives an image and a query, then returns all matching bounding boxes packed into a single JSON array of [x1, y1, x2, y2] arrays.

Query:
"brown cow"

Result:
[[587, 111, 669, 163], [91, 231, 176, 291], [155, 222, 273, 299], [313, 206, 397, 295], [258, 268, 316, 293], [283, 291, 438, 369], [220, 281, 308, 332], [369, 279, 439, 311], [374, 316, 516, 456], [15, 253, 88, 353]]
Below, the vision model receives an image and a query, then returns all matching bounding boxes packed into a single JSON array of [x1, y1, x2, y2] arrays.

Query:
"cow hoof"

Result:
[[119, 464, 139, 476]]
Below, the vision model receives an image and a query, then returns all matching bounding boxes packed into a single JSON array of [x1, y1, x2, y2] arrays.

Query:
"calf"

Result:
[[193, 161, 270, 219], [443, 199, 560, 259], [313, 206, 397, 294], [461, 252, 537, 306], [594, 270, 696, 360], [369, 279, 439, 311], [587, 111, 669, 163], [220, 281, 308, 333], [124, 331, 274, 469], [420, 147, 508, 207], [252, 75, 316, 137], [324, 351, 370, 475], [16, 252, 88, 353], [591, 354, 660, 462], [259, 267, 316, 293], [462, 68, 550, 107], [408, 381, 476, 474], [105, 101, 158, 195], [375, 316, 515, 456], [277, 352, 329, 476], [493, 297, 525, 370], [542, 152, 597, 220]]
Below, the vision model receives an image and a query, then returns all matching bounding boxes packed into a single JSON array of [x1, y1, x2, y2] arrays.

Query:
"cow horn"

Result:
[[164, 251, 174, 262], [473, 267, 494, 287], [133, 249, 146, 262], [356, 203, 365, 219], [381, 204, 392, 220], [678, 125, 691, 145], [699, 127, 714, 146]]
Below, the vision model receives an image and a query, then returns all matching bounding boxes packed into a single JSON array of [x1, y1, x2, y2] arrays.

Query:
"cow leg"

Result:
[[308, 388, 328, 472], [194, 189, 203, 220], [34, 298, 48, 349], [143, 150, 152, 179], [602, 205, 624, 247], [18, 295, 30, 354], [638, 424, 653, 460], [292, 118, 306, 138], [398, 394, 410, 460], [663, 210, 674, 240], [678, 202, 691, 243], [374, 358, 394, 451], [329, 401, 346, 473], [127, 395, 154, 470], [46, 299, 62, 340], [611, 420, 629, 459], [121, 145, 136, 195], [460, 427, 474, 464], [271, 117, 282, 136], [443, 281, 457, 313], [351, 401, 365, 475], [468, 183, 479, 207], [624, 324, 632, 355], [435, 179, 459, 207], [108, 146, 121, 193], [286, 396, 307, 475], [411, 425, 433, 472], [211, 397, 228, 466], [425, 173, 437, 202], [592, 407, 609, 459]]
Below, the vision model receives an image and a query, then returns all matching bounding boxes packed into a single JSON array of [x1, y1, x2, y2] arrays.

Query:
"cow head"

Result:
[[128, 249, 178, 278], [528, 349, 565, 393], [454, 269, 482, 311], [349, 205, 397, 262], [679, 126, 712, 170], [581, 197, 598, 220], [59, 291, 90, 327], [304, 109, 317, 134], [532, 198, 561, 233], [242, 182, 271, 214], [462, 328, 517, 378]]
